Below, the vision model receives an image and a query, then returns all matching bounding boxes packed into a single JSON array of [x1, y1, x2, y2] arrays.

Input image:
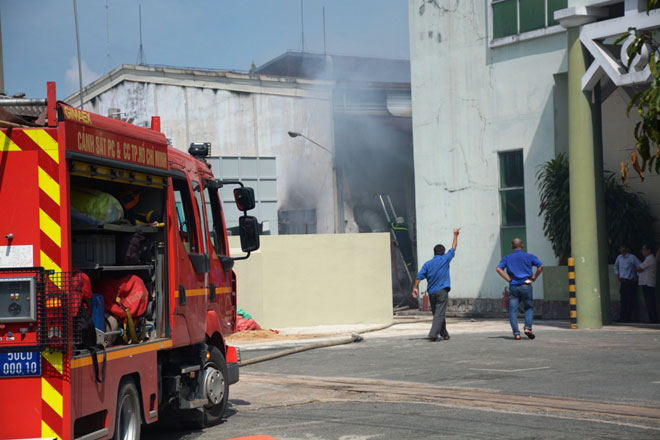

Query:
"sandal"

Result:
[[524, 329, 536, 340], [443, 335, 450, 341], [514, 334, 521, 340]]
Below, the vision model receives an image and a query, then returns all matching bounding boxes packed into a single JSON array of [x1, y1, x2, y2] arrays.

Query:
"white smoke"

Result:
[[65, 57, 101, 94]]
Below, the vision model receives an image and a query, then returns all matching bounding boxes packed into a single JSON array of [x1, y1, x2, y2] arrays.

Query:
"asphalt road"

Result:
[[145, 321, 660, 439]]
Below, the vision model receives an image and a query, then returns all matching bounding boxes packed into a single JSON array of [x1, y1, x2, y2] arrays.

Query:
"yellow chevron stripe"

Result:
[[40, 209, 61, 247], [25, 129, 59, 164], [41, 420, 61, 440], [0, 130, 21, 151], [38, 167, 61, 205], [42, 377, 63, 417], [40, 252, 62, 289], [569, 298, 577, 305], [43, 350, 64, 375], [568, 272, 575, 279], [570, 311, 577, 318]]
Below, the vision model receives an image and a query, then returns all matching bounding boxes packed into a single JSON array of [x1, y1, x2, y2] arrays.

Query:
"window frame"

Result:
[[172, 177, 200, 255], [203, 182, 228, 257], [192, 180, 208, 255], [489, 0, 566, 48], [498, 149, 528, 256]]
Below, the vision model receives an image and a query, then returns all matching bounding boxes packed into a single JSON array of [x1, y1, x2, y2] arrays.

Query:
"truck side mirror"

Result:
[[234, 187, 256, 211], [239, 215, 260, 252]]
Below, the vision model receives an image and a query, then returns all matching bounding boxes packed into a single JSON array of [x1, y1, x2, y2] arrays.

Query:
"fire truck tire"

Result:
[[113, 379, 142, 440], [181, 345, 229, 428], [203, 345, 230, 424]]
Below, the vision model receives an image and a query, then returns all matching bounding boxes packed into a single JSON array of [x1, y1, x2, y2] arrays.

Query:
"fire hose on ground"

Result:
[[238, 318, 433, 367]]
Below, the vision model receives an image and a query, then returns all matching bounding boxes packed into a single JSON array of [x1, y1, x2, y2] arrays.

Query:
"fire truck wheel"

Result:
[[179, 345, 229, 429], [114, 379, 141, 440], [202, 345, 229, 425]]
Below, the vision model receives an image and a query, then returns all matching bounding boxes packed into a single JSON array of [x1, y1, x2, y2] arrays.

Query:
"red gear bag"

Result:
[[94, 274, 148, 322]]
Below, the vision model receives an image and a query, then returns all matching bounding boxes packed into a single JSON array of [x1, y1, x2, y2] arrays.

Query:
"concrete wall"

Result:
[[409, 1, 566, 300], [228, 233, 393, 328]]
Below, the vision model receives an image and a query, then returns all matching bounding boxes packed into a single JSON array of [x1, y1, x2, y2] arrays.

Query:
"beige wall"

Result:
[[229, 233, 393, 329]]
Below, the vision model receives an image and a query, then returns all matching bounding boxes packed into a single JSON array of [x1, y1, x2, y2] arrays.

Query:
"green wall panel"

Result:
[[493, 0, 518, 38], [520, 0, 545, 33], [547, 0, 568, 26]]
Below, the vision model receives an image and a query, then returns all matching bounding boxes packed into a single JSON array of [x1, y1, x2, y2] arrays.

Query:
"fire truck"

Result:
[[0, 82, 260, 439]]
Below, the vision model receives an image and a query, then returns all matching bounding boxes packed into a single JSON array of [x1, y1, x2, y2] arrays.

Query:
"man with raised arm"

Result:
[[412, 228, 460, 341]]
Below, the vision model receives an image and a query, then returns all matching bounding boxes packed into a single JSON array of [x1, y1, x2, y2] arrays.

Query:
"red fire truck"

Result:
[[0, 82, 260, 439]]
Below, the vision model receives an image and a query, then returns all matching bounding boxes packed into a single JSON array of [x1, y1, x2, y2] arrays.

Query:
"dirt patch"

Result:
[[226, 329, 329, 344]]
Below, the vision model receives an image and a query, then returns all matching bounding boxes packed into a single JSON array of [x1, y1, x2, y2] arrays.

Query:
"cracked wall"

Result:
[[409, 0, 566, 299]]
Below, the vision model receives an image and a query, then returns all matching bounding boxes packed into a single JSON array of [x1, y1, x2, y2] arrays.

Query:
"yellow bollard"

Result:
[[568, 257, 577, 329]]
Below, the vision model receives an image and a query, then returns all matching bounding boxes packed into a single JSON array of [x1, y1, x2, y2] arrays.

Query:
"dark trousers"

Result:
[[641, 285, 659, 324], [429, 289, 449, 339], [619, 279, 637, 322]]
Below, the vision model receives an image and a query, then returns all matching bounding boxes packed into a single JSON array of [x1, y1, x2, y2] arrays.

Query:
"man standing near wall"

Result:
[[496, 238, 544, 340], [614, 244, 641, 323], [412, 228, 460, 341]]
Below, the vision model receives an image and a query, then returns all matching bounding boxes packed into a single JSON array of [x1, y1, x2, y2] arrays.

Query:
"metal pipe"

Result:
[[0, 98, 47, 106]]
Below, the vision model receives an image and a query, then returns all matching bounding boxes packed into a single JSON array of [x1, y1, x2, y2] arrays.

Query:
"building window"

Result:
[[499, 150, 526, 256], [492, 0, 567, 39]]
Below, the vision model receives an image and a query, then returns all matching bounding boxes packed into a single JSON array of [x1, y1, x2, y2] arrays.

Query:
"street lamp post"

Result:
[[288, 130, 341, 233]]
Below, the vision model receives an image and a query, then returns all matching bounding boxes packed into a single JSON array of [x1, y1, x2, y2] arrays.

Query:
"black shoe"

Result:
[[427, 337, 439, 342], [524, 329, 535, 340], [442, 335, 450, 341]]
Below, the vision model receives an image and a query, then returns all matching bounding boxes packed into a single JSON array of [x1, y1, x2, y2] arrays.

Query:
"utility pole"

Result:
[[73, 0, 84, 108], [300, 0, 305, 52], [0, 11, 5, 95], [106, 0, 111, 72], [136, 4, 147, 65]]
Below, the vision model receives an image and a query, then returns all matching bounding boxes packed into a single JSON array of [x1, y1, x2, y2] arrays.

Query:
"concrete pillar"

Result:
[[567, 27, 610, 328]]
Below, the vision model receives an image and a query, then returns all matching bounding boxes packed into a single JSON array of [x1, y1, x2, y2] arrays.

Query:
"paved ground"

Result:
[[145, 317, 660, 440]]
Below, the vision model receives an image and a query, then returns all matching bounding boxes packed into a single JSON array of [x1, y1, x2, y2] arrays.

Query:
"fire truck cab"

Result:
[[0, 82, 259, 439]]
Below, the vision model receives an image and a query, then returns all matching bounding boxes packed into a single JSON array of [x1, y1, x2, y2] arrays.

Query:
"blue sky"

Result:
[[1, 0, 410, 99]]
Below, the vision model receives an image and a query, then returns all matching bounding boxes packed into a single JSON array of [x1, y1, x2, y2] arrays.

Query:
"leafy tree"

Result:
[[537, 154, 571, 264], [621, 0, 660, 180], [538, 154, 655, 264]]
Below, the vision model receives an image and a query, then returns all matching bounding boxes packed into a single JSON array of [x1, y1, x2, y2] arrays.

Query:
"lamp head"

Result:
[[288, 131, 300, 138]]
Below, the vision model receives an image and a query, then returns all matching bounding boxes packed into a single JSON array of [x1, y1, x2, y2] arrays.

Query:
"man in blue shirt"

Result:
[[496, 238, 544, 340], [614, 244, 641, 322], [412, 228, 460, 341]]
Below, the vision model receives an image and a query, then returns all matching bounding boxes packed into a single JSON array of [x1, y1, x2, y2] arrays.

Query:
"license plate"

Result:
[[0, 351, 41, 378]]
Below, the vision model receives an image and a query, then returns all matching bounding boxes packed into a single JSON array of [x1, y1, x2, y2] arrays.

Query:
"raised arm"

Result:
[[452, 228, 460, 251]]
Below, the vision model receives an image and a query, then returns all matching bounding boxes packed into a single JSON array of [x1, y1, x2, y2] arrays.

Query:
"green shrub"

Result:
[[537, 153, 655, 264]]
